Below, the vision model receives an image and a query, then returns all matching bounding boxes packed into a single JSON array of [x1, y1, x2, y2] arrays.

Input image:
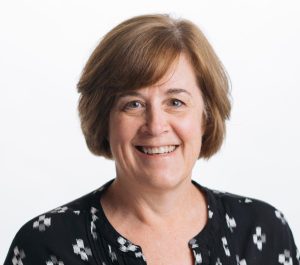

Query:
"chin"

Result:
[[138, 172, 188, 191]]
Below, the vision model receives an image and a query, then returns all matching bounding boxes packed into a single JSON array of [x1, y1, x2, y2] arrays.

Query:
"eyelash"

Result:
[[122, 98, 185, 111], [169, 98, 184, 107], [123, 100, 144, 110]]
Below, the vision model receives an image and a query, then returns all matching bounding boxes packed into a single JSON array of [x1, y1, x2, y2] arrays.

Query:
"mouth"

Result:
[[135, 145, 179, 155]]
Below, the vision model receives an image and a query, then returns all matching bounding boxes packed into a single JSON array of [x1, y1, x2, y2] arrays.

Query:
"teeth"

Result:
[[141, 145, 176, 155]]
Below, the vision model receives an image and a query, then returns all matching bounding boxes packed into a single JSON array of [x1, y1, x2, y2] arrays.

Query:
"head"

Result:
[[77, 14, 231, 160]]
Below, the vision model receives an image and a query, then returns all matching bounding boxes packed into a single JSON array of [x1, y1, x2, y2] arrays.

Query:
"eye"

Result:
[[123, 100, 144, 110], [170, 99, 184, 107]]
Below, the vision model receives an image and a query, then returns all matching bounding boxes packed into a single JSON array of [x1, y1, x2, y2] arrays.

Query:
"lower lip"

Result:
[[134, 146, 179, 158]]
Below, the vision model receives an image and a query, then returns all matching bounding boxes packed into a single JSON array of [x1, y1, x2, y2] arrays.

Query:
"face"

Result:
[[108, 53, 206, 191]]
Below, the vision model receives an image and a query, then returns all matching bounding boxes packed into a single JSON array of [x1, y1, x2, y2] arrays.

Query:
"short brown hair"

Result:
[[77, 14, 231, 160]]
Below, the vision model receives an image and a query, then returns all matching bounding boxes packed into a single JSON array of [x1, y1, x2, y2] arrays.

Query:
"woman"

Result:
[[5, 14, 299, 265]]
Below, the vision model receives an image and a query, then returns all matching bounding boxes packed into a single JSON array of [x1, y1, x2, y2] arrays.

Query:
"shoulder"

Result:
[[211, 189, 281, 224], [207, 187, 299, 258], [4, 189, 99, 264], [212, 189, 288, 227]]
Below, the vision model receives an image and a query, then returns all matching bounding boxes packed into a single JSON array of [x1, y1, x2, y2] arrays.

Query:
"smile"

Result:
[[135, 145, 179, 155]]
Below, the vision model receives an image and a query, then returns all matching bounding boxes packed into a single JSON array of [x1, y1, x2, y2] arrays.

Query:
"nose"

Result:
[[140, 106, 169, 136]]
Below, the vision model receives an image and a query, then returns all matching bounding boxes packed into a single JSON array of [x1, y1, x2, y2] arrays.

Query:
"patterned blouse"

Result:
[[4, 179, 299, 265]]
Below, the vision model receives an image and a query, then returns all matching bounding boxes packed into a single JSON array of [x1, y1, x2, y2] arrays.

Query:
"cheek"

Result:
[[177, 112, 203, 139], [109, 114, 139, 144], [175, 112, 203, 160]]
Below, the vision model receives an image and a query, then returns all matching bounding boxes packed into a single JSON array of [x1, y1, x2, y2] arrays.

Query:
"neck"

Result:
[[101, 176, 206, 228]]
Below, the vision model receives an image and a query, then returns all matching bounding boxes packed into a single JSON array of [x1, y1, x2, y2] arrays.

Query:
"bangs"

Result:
[[108, 27, 183, 95]]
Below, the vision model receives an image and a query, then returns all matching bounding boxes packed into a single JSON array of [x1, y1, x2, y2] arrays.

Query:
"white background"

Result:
[[1, 0, 299, 262]]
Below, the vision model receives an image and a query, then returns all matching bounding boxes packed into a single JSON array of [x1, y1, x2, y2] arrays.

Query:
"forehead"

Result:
[[117, 53, 200, 97]]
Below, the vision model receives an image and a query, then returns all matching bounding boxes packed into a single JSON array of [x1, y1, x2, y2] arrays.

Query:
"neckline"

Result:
[[92, 179, 220, 254]]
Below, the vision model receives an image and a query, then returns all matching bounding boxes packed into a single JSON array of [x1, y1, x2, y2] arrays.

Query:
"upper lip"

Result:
[[134, 144, 180, 148]]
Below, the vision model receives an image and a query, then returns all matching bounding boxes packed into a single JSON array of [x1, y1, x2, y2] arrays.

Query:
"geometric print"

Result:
[[225, 213, 236, 232], [33, 215, 51, 232], [134, 251, 145, 259], [215, 257, 222, 265], [108, 244, 117, 262], [4, 179, 299, 265], [236, 255, 247, 265], [189, 238, 199, 249], [221, 237, 230, 257], [278, 250, 293, 265], [90, 207, 99, 239], [193, 250, 202, 265], [117, 236, 138, 252], [238, 198, 252, 204], [51, 206, 68, 214], [208, 205, 214, 219], [275, 210, 287, 225], [46, 255, 64, 265], [51, 206, 80, 215], [253, 226, 266, 251], [12, 246, 25, 265], [72, 239, 92, 261], [208, 209, 214, 219], [244, 198, 253, 203], [117, 236, 145, 260]]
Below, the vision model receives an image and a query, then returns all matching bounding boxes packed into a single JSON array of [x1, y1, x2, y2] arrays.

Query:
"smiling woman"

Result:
[[108, 54, 205, 192], [4, 14, 299, 265], [77, 14, 230, 161]]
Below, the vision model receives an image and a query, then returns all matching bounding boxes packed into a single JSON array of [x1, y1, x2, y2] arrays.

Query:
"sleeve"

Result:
[[249, 202, 300, 264], [273, 209, 300, 265], [3, 210, 93, 265], [4, 219, 55, 264], [221, 192, 299, 264]]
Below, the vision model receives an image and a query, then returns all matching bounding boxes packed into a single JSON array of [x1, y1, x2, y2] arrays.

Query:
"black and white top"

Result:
[[5, 179, 299, 265]]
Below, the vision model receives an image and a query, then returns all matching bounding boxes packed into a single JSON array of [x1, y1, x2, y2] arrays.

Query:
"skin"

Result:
[[101, 53, 208, 264]]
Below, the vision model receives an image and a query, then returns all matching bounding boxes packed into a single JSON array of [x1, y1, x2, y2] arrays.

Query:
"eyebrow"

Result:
[[166, 88, 192, 97], [117, 88, 192, 98]]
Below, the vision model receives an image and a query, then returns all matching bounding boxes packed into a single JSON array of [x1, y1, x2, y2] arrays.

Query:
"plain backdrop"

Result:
[[1, 0, 299, 262]]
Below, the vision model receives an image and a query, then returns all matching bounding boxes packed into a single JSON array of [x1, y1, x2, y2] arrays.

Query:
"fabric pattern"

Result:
[[4, 179, 299, 265]]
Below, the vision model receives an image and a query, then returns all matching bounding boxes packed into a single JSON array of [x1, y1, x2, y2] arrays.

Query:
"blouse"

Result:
[[4, 179, 300, 265]]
